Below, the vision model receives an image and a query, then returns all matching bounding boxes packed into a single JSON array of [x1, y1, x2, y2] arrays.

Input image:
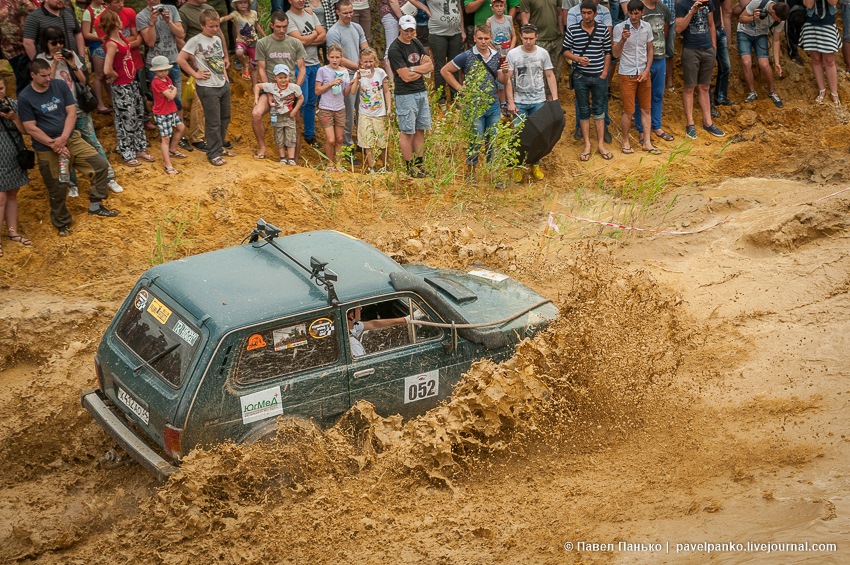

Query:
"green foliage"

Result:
[[150, 205, 201, 266]]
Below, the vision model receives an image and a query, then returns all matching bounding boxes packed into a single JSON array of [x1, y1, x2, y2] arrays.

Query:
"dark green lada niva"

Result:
[[82, 221, 558, 481]]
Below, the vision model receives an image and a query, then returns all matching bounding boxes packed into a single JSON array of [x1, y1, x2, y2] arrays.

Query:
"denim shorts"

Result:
[[737, 32, 770, 58], [394, 91, 432, 134]]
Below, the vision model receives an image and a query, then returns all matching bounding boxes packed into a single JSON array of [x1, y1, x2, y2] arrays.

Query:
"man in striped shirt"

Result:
[[563, 0, 613, 161]]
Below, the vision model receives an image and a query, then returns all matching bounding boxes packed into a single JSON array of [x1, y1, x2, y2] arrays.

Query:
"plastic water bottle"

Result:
[[58, 155, 70, 183], [270, 111, 277, 124]]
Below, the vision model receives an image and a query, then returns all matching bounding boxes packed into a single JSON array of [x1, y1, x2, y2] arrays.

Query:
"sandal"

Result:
[[252, 152, 266, 160], [653, 130, 674, 142], [643, 147, 662, 155], [221, 149, 235, 157], [832, 92, 840, 107], [600, 151, 614, 160], [124, 158, 142, 167], [241, 69, 251, 80], [209, 156, 226, 166], [169, 150, 188, 159], [7, 230, 31, 246], [58, 225, 71, 237], [580, 152, 591, 162], [622, 146, 634, 155], [164, 166, 180, 175], [137, 152, 156, 162], [816, 89, 826, 104]]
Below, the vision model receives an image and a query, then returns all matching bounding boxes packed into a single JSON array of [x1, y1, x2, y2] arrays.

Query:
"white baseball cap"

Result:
[[273, 64, 290, 76], [399, 15, 417, 30]]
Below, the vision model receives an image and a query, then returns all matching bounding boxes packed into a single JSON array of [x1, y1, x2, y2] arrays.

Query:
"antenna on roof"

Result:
[[248, 219, 339, 306]]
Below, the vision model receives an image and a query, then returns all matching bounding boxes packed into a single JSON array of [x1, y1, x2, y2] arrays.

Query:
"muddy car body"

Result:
[[82, 224, 558, 481]]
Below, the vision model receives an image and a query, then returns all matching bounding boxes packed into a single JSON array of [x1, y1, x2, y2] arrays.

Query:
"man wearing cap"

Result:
[[388, 14, 433, 177], [253, 10, 307, 159], [325, 0, 369, 149]]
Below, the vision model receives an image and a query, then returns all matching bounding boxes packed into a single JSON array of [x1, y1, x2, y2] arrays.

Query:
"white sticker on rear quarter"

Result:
[[240, 386, 283, 424], [468, 269, 509, 283], [404, 370, 439, 404]]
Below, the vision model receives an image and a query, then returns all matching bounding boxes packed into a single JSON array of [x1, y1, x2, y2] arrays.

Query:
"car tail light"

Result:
[[163, 424, 183, 459], [94, 356, 105, 391]]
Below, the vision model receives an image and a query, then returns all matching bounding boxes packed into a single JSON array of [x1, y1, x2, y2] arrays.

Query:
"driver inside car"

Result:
[[346, 306, 409, 357]]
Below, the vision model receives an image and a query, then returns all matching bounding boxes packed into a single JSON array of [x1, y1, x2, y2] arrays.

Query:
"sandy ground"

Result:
[[1, 54, 849, 564]]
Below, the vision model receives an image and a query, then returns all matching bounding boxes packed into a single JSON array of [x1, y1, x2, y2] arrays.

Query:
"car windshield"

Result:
[[115, 288, 202, 386]]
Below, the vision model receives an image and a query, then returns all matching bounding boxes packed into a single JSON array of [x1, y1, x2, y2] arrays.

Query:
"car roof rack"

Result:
[[247, 219, 340, 306]]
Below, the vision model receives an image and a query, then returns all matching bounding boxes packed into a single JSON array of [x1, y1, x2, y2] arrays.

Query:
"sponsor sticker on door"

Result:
[[240, 386, 283, 424]]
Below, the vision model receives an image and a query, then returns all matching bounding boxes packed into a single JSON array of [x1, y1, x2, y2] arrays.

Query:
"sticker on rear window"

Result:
[[240, 386, 283, 424], [134, 289, 149, 311], [308, 318, 334, 339], [147, 298, 172, 325], [274, 324, 308, 351], [468, 269, 509, 283], [172, 319, 199, 346], [246, 334, 266, 351]]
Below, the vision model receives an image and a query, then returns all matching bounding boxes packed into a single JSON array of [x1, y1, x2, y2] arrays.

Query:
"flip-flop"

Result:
[[252, 153, 266, 160], [221, 149, 235, 157], [164, 167, 180, 175], [653, 130, 674, 141], [209, 156, 226, 166], [580, 152, 591, 162], [137, 153, 156, 162], [643, 147, 662, 155], [621, 146, 634, 155], [124, 158, 142, 167], [169, 150, 188, 159], [600, 151, 614, 160]]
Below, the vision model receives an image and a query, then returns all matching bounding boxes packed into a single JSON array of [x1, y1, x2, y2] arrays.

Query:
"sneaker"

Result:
[[703, 123, 725, 137], [376, 166, 390, 174], [512, 168, 524, 183], [768, 92, 784, 108], [603, 128, 613, 144], [178, 138, 194, 152], [685, 124, 697, 139], [288, 159, 297, 166], [531, 164, 544, 180], [407, 166, 427, 179], [68, 184, 79, 198], [107, 180, 124, 193], [280, 158, 289, 164], [368, 167, 376, 174], [710, 106, 720, 118], [88, 204, 120, 217], [745, 91, 759, 103], [494, 180, 506, 190], [573, 129, 582, 141], [192, 141, 209, 152], [715, 97, 735, 106]]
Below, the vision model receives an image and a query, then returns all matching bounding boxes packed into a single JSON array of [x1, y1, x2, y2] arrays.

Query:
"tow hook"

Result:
[[98, 449, 126, 470]]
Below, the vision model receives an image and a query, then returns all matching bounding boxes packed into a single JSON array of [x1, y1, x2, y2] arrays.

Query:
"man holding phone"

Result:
[[675, 0, 724, 139]]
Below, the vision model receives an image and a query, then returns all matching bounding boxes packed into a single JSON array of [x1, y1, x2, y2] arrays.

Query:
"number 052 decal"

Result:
[[404, 370, 439, 404]]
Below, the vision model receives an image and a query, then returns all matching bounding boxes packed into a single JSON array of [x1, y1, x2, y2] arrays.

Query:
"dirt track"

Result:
[[1, 57, 849, 563]]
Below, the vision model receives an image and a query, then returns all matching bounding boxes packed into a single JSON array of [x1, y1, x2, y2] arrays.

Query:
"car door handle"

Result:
[[353, 368, 375, 379]]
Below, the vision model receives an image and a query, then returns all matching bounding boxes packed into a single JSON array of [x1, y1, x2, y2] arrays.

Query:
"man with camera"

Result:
[[675, 0, 723, 139], [736, 0, 789, 107], [18, 59, 118, 237], [137, 0, 186, 121]]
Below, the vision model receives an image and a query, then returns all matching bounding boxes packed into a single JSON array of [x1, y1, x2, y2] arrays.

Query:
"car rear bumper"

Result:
[[81, 389, 177, 482]]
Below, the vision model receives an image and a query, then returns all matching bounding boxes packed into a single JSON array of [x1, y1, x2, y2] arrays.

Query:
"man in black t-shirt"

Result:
[[18, 59, 117, 236], [388, 15, 433, 178]]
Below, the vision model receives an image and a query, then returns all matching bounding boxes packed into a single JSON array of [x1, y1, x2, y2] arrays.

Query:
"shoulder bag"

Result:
[[1, 109, 35, 171], [569, 22, 599, 90]]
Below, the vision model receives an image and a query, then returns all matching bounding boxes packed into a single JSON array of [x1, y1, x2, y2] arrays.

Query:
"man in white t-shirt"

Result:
[[177, 9, 232, 166], [505, 23, 558, 182], [612, 0, 657, 154]]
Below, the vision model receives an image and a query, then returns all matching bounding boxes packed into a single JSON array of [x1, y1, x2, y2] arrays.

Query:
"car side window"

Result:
[[346, 297, 443, 358], [234, 314, 340, 386]]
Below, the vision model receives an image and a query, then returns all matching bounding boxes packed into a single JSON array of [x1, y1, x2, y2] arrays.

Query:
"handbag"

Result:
[[1, 110, 35, 171], [71, 71, 99, 113], [569, 22, 600, 90]]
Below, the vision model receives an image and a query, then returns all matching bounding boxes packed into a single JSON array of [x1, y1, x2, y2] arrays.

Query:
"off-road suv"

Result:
[[82, 221, 558, 480]]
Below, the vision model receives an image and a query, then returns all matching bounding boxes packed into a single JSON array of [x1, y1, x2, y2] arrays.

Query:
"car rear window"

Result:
[[115, 288, 202, 387], [234, 315, 340, 386]]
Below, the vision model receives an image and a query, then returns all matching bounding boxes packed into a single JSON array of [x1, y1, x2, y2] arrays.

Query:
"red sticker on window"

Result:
[[246, 334, 267, 351]]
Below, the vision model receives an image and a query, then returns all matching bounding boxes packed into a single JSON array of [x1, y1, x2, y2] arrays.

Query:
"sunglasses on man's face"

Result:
[[49, 40, 65, 45]]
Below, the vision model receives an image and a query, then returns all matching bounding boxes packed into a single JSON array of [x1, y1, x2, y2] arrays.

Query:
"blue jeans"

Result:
[[574, 74, 608, 122], [574, 77, 610, 131], [299, 64, 319, 139], [514, 101, 544, 164], [271, 0, 285, 12], [635, 58, 666, 133], [467, 101, 501, 165], [713, 28, 731, 102], [147, 63, 183, 111]]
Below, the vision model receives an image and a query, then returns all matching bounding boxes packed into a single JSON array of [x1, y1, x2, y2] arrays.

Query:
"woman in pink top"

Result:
[[102, 10, 154, 166]]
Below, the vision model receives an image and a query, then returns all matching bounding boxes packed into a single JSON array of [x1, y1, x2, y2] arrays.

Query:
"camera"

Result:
[[757, 7, 770, 18], [61, 48, 74, 59], [153, 4, 166, 12], [0, 100, 11, 114]]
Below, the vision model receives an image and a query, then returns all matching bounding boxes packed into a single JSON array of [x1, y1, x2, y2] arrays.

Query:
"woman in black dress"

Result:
[[0, 75, 32, 256]]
